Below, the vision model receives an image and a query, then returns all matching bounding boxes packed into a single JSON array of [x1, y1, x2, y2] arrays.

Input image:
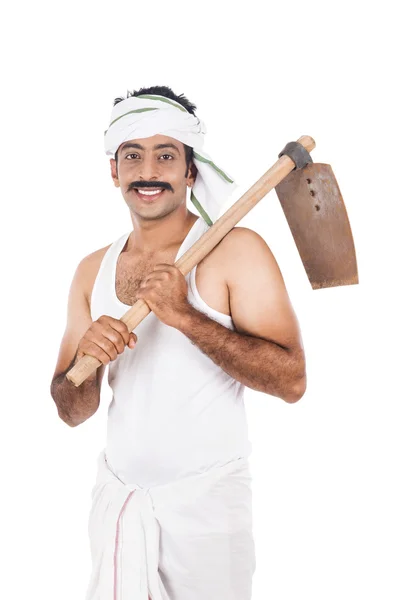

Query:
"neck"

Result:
[[127, 208, 199, 255]]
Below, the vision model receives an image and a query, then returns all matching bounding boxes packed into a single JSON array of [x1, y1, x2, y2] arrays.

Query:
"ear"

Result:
[[110, 158, 120, 187], [187, 161, 198, 188]]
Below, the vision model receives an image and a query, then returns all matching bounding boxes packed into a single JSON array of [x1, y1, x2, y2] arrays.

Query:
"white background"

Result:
[[1, 1, 399, 599]]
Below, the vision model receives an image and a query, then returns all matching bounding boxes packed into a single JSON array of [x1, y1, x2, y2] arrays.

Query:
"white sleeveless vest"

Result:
[[90, 217, 252, 488]]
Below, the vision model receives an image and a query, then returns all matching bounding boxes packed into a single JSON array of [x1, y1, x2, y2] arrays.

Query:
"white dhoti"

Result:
[[85, 450, 256, 600]]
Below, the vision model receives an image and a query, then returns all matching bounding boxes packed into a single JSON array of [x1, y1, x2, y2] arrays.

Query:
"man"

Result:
[[51, 85, 306, 600]]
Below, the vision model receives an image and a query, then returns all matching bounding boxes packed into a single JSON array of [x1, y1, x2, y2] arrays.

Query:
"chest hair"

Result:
[[115, 251, 177, 306]]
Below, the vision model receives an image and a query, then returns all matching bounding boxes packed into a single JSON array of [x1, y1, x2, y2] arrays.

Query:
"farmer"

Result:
[[50, 85, 306, 600]]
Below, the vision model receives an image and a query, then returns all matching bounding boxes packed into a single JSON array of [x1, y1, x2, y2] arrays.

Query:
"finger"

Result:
[[141, 279, 165, 291], [142, 270, 170, 282], [128, 333, 137, 348], [109, 321, 131, 345], [81, 340, 116, 364], [97, 336, 119, 360], [86, 327, 121, 358], [91, 322, 127, 352], [138, 280, 161, 292], [152, 264, 176, 272], [98, 316, 130, 345], [104, 326, 128, 353]]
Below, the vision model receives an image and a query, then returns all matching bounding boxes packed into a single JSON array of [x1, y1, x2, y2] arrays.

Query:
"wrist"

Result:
[[175, 302, 197, 332]]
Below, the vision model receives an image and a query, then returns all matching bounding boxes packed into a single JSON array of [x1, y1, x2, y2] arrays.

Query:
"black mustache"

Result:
[[128, 181, 173, 192]]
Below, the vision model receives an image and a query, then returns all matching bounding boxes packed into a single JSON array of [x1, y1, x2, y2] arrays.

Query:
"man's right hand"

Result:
[[76, 315, 137, 364]]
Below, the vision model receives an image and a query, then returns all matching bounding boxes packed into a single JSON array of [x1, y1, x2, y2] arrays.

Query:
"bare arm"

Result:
[[177, 227, 306, 403], [50, 257, 105, 427]]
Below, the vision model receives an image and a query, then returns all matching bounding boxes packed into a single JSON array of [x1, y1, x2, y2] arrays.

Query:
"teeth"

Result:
[[137, 189, 163, 196]]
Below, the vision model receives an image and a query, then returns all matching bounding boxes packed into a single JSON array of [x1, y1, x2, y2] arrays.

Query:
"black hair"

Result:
[[113, 85, 197, 177]]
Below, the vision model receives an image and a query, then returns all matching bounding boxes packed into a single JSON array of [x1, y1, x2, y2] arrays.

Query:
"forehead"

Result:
[[118, 134, 185, 155]]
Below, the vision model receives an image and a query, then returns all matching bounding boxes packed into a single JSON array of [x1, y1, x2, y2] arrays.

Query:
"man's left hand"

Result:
[[136, 264, 193, 329]]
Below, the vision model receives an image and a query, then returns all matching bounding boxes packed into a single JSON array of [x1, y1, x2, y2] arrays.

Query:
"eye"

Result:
[[160, 154, 174, 160], [125, 153, 140, 159]]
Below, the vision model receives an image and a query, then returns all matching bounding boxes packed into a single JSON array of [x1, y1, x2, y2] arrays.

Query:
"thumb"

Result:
[[128, 332, 137, 347]]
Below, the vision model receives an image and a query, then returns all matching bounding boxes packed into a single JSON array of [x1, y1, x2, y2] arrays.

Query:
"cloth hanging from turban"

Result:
[[103, 94, 237, 226]]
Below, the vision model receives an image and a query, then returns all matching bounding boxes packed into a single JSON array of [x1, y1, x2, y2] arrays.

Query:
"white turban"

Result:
[[103, 94, 237, 225]]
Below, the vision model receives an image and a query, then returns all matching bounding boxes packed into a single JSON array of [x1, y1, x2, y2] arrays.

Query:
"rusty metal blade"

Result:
[[274, 163, 358, 289]]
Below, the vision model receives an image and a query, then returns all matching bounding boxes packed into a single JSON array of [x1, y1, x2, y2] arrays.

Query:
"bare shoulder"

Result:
[[78, 243, 113, 304], [51, 241, 112, 381], [215, 226, 303, 351], [216, 226, 280, 278], [223, 226, 272, 249]]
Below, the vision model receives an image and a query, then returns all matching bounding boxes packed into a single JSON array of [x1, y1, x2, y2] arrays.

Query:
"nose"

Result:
[[138, 155, 160, 182]]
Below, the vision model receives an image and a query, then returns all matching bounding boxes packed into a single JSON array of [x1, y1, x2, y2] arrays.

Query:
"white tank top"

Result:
[[90, 217, 252, 487]]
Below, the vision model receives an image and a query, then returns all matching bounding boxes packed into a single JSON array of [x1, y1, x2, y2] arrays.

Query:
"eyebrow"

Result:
[[119, 142, 181, 155]]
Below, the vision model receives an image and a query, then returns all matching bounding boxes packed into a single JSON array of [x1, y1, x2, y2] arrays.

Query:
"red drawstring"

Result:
[[113, 491, 135, 600]]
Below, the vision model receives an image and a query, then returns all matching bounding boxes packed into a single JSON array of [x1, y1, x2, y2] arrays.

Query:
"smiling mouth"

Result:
[[134, 188, 166, 200]]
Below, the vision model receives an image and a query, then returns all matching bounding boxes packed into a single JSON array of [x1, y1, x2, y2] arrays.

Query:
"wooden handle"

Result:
[[66, 135, 316, 386]]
